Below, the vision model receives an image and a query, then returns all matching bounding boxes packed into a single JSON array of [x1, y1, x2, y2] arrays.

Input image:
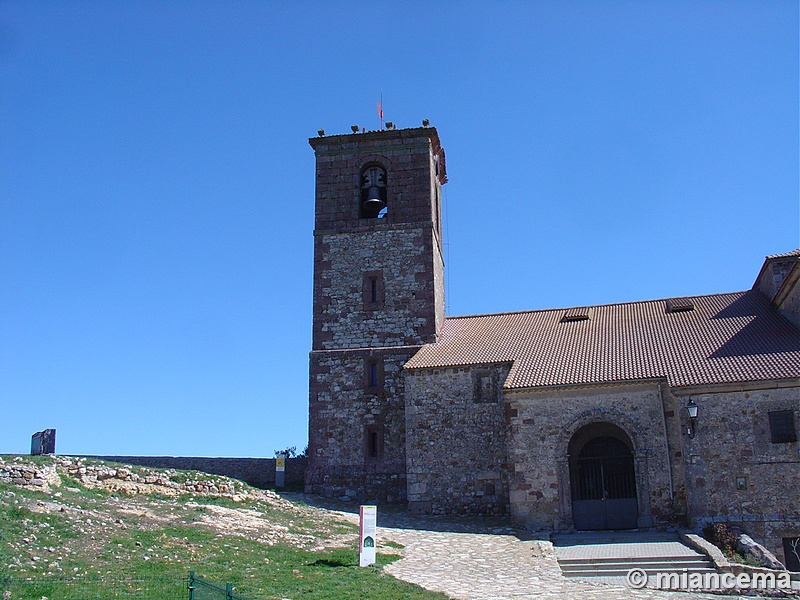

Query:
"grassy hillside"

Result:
[[0, 455, 447, 599]]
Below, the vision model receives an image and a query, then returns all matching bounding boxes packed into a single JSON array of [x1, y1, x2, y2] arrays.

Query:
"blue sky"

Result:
[[1, 1, 797, 456]]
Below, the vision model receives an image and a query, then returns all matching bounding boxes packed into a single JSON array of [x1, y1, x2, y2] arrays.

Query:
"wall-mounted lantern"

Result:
[[686, 398, 699, 438]]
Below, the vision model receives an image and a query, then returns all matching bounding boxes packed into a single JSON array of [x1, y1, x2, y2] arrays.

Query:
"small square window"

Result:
[[474, 371, 496, 403], [783, 538, 800, 572], [768, 410, 797, 443]]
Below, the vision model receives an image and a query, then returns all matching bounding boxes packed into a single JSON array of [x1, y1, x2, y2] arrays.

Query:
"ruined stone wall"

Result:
[[404, 364, 511, 515], [505, 382, 683, 531], [82, 456, 306, 489], [0, 455, 285, 497], [0, 458, 60, 489], [679, 385, 800, 564], [1, 455, 306, 490]]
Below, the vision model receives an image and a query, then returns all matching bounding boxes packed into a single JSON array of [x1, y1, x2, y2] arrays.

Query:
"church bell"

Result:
[[362, 186, 386, 211]]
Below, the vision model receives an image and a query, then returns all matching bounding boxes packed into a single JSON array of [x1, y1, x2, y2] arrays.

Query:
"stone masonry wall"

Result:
[[307, 128, 446, 503], [506, 382, 682, 531], [679, 385, 800, 564], [310, 128, 445, 233], [756, 256, 797, 300], [775, 266, 800, 330], [310, 128, 445, 352], [306, 347, 415, 503], [431, 229, 445, 340], [405, 364, 511, 515], [313, 228, 440, 349]]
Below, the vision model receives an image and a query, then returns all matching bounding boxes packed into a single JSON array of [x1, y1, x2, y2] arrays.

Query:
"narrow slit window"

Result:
[[365, 425, 384, 461], [369, 362, 378, 387], [363, 271, 384, 309], [364, 357, 383, 392], [369, 431, 379, 457]]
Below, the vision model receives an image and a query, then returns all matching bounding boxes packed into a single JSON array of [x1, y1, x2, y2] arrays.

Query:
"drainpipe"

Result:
[[658, 381, 674, 500]]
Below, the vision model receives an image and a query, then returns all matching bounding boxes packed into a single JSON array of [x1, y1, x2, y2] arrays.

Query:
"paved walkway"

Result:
[[552, 532, 702, 560], [381, 526, 736, 600], [290, 497, 785, 599]]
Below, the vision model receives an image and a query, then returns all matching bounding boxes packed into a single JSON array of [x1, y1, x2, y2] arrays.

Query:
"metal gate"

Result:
[[570, 436, 638, 530]]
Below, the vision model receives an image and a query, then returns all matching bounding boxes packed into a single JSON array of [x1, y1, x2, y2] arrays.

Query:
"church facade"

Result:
[[305, 126, 800, 568]]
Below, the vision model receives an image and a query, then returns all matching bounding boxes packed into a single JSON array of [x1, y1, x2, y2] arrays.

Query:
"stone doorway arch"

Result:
[[568, 422, 638, 530]]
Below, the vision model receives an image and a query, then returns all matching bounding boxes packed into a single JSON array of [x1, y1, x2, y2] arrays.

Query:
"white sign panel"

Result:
[[359, 505, 377, 567]]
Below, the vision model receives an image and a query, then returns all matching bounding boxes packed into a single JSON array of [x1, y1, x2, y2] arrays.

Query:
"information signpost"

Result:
[[359, 505, 377, 567], [275, 454, 286, 489]]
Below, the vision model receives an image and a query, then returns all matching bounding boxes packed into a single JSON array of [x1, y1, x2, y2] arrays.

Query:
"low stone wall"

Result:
[[0, 458, 60, 489], [79, 455, 307, 490], [0, 455, 283, 499], [682, 532, 800, 590]]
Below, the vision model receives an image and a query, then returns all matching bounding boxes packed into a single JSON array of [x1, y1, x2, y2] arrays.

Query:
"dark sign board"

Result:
[[31, 429, 56, 455]]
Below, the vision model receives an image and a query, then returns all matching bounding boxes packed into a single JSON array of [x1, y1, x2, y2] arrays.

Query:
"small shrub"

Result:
[[169, 472, 189, 484], [703, 523, 738, 557]]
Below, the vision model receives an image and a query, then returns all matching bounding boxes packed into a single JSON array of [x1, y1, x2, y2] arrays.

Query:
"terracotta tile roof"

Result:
[[404, 290, 800, 390], [766, 249, 800, 260]]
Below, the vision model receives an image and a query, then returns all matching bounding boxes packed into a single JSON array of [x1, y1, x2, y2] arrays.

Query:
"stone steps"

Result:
[[552, 532, 718, 580], [559, 554, 717, 578]]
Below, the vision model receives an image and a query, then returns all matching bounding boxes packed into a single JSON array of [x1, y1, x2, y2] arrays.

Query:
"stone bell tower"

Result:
[[306, 125, 447, 502]]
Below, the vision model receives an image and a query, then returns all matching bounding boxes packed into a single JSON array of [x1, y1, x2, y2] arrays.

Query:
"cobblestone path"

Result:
[[287, 496, 768, 599], [379, 524, 739, 600]]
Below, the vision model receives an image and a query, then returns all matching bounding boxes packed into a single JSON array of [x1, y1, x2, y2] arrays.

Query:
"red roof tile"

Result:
[[766, 249, 800, 259], [404, 291, 800, 389]]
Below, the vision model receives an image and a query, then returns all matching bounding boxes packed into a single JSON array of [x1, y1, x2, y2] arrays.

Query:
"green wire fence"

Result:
[[0, 571, 247, 599]]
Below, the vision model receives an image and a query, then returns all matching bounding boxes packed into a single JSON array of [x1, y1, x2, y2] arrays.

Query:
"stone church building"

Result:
[[305, 125, 800, 567]]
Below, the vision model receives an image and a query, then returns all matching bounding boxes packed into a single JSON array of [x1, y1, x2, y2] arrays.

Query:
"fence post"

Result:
[[226, 582, 233, 599], [188, 571, 195, 600]]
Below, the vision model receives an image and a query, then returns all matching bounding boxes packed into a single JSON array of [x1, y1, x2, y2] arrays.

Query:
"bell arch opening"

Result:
[[359, 164, 387, 218]]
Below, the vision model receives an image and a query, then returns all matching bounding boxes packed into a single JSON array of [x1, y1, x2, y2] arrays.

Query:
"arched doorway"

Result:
[[568, 423, 638, 530]]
